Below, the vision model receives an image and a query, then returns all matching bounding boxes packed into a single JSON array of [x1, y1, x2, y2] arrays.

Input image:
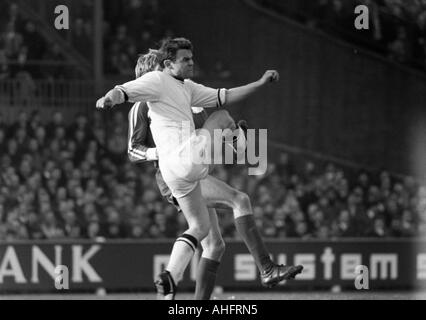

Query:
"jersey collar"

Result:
[[172, 75, 185, 83]]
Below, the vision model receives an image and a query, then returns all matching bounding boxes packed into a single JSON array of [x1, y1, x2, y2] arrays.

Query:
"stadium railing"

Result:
[[0, 78, 95, 120]]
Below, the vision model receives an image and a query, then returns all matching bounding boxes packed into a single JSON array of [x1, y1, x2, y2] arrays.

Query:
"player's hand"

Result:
[[259, 70, 280, 85], [96, 96, 114, 110]]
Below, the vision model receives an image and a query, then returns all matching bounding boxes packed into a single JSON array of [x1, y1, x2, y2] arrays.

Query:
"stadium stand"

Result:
[[255, 0, 426, 71], [2, 0, 425, 78], [0, 110, 425, 241], [0, 1, 226, 79], [1, 0, 425, 241], [0, 1, 88, 79]]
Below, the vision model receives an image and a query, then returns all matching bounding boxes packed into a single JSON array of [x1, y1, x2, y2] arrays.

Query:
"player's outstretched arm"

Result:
[[225, 70, 279, 105], [96, 88, 125, 110]]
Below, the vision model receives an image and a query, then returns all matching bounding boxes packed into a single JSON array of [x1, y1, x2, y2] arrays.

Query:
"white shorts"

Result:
[[159, 132, 210, 199]]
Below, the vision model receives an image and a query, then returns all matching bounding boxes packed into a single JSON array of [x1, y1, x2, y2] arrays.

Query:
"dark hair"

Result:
[[158, 37, 193, 68]]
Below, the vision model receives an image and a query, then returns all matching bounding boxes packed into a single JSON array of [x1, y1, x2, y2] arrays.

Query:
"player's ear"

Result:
[[163, 59, 173, 69]]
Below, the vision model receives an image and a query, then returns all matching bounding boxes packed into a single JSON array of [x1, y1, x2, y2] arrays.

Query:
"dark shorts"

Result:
[[155, 168, 182, 212]]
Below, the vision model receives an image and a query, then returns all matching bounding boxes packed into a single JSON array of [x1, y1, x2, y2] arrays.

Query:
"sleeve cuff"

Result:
[[146, 148, 158, 161], [217, 88, 227, 108], [114, 86, 129, 102]]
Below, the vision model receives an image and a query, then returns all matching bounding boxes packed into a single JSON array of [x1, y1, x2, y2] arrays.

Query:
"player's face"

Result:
[[170, 49, 194, 79]]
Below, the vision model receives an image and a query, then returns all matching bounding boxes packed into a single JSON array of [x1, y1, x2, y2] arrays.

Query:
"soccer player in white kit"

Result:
[[97, 38, 303, 299]]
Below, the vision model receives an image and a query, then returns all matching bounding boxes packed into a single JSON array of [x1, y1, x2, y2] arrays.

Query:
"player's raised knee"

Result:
[[213, 238, 226, 256], [215, 109, 230, 117], [203, 237, 226, 258], [209, 110, 234, 129], [190, 223, 211, 241], [233, 191, 251, 211], [215, 109, 232, 122]]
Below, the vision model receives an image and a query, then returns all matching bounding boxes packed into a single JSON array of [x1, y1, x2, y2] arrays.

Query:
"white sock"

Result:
[[166, 236, 197, 284]]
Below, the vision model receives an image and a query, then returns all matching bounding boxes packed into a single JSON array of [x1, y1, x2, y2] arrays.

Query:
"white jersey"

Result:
[[115, 71, 226, 158]]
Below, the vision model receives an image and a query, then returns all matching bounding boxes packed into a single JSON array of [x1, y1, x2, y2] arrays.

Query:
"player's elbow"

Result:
[[107, 88, 125, 105]]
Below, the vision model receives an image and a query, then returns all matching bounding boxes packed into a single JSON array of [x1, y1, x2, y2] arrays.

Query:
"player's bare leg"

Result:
[[197, 111, 303, 286], [201, 175, 303, 287], [195, 208, 225, 300], [155, 183, 211, 299]]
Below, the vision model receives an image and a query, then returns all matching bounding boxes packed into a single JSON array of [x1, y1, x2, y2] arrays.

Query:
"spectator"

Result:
[[0, 49, 10, 79], [366, 215, 391, 237], [21, 20, 45, 74], [43, 43, 66, 79], [388, 26, 410, 63], [86, 219, 103, 239], [0, 127, 6, 154], [71, 18, 92, 60], [40, 211, 65, 239]]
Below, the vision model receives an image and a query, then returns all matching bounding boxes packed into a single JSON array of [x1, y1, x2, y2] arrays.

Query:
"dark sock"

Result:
[[194, 258, 220, 300], [235, 215, 273, 273]]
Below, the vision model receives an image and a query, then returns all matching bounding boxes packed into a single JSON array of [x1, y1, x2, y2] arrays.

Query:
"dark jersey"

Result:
[[128, 102, 156, 162], [192, 109, 209, 130], [127, 102, 208, 211], [128, 102, 208, 162]]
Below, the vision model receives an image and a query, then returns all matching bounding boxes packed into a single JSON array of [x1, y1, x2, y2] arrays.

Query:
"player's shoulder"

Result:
[[184, 78, 205, 91], [139, 70, 163, 81], [184, 78, 197, 86]]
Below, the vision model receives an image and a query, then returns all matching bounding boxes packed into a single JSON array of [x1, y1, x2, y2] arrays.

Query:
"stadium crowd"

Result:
[[0, 0, 231, 81], [257, 0, 426, 71], [1, 110, 425, 241], [0, 2, 70, 80], [0, 0, 169, 78], [102, 0, 165, 76], [2, 0, 426, 81]]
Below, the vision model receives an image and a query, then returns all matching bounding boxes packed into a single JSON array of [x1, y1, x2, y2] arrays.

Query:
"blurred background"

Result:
[[1, 0, 426, 296]]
